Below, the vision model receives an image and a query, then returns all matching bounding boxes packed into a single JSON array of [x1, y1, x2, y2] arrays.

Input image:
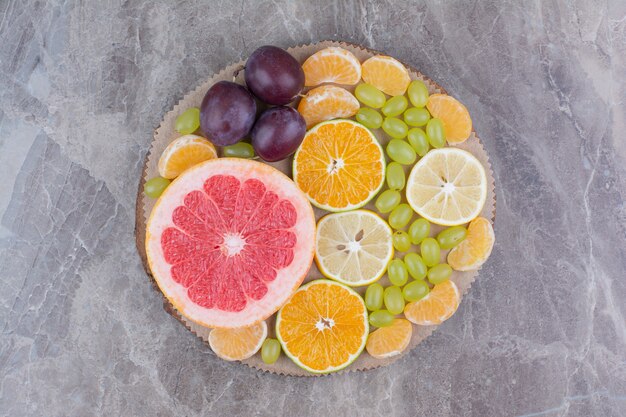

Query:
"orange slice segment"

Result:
[[447, 217, 494, 271], [276, 280, 368, 373], [158, 134, 217, 179], [366, 318, 413, 359], [293, 119, 386, 212], [404, 280, 460, 325], [208, 321, 267, 361], [297, 85, 360, 128], [361, 55, 411, 96], [426, 94, 472, 143], [302, 47, 362, 86]]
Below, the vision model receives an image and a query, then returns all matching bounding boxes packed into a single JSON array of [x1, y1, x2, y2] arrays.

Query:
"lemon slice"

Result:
[[406, 148, 487, 226], [315, 210, 393, 286]]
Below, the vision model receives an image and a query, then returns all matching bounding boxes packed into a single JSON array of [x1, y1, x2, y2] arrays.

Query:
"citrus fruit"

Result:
[[404, 280, 460, 325], [158, 134, 218, 179], [146, 158, 316, 328], [297, 85, 360, 128], [302, 47, 362, 86], [406, 147, 487, 226], [293, 119, 385, 212], [315, 210, 393, 286], [447, 216, 494, 271], [365, 318, 412, 359], [208, 321, 267, 361], [276, 280, 368, 373], [361, 55, 411, 96], [426, 94, 472, 144]]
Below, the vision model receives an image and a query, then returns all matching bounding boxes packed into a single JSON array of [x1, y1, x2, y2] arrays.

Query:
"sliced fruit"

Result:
[[276, 280, 368, 374], [293, 119, 385, 212], [426, 94, 472, 144], [447, 217, 494, 271], [302, 47, 361, 86], [366, 318, 413, 359], [157, 134, 218, 179], [297, 85, 360, 128], [315, 210, 393, 286], [361, 55, 411, 96], [404, 280, 460, 325], [406, 148, 487, 226], [209, 321, 267, 361], [146, 158, 316, 329]]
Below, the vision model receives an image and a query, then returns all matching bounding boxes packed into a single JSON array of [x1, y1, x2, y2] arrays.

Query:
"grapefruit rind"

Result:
[[146, 158, 316, 329]]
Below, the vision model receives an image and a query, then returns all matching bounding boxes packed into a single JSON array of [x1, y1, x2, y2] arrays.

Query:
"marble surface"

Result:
[[1, 0, 625, 416]]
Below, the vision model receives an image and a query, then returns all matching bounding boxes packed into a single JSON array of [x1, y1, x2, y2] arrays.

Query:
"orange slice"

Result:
[[302, 47, 362, 86], [293, 119, 385, 212], [361, 55, 411, 96], [447, 217, 494, 271], [297, 85, 359, 128], [404, 280, 460, 325], [208, 321, 267, 361], [426, 94, 472, 143], [276, 280, 368, 373], [366, 318, 413, 359], [158, 134, 217, 179]]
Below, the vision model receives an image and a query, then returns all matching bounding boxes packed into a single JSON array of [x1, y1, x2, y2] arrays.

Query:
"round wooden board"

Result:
[[135, 41, 496, 376]]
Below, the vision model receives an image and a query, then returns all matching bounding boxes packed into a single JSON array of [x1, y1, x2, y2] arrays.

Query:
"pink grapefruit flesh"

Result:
[[146, 158, 316, 328]]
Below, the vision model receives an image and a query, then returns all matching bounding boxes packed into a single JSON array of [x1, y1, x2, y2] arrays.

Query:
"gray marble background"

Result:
[[1, 0, 625, 416]]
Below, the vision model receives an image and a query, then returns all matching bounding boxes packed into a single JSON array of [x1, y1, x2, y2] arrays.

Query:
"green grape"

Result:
[[437, 226, 468, 249], [386, 139, 416, 165], [144, 177, 171, 198], [407, 128, 430, 157], [420, 237, 441, 267], [382, 96, 408, 117], [389, 204, 413, 230], [369, 310, 395, 328], [392, 231, 412, 252], [222, 142, 255, 158], [403, 280, 430, 302], [261, 338, 281, 364], [404, 252, 427, 280], [382, 118, 409, 139], [375, 189, 401, 213], [356, 108, 383, 129], [355, 83, 386, 108], [384, 286, 405, 315], [427, 263, 452, 284], [426, 118, 446, 148], [408, 218, 431, 244], [403, 107, 430, 127], [387, 259, 409, 286], [407, 80, 429, 108], [386, 162, 406, 191], [175, 107, 201, 134], [365, 283, 384, 311]]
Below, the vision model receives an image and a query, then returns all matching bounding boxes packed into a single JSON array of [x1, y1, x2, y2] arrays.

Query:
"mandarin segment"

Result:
[[297, 85, 360, 128], [366, 319, 413, 359], [361, 55, 411, 96], [426, 94, 472, 143], [447, 217, 495, 271], [404, 280, 460, 325], [208, 321, 267, 361], [302, 47, 362, 86]]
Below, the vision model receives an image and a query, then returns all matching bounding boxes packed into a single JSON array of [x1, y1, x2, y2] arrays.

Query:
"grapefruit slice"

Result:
[[146, 158, 316, 329]]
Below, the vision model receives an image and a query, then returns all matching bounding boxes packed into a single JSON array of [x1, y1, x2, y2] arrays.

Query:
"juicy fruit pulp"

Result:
[[447, 217, 495, 271], [361, 55, 411, 96], [366, 318, 412, 359], [302, 47, 362, 86], [426, 94, 472, 144], [251, 106, 306, 162], [245, 45, 304, 105], [209, 321, 267, 361], [404, 280, 460, 325], [158, 135, 217, 179], [200, 81, 257, 146], [293, 120, 385, 212], [297, 85, 359, 128], [276, 280, 369, 373], [146, 158, 315, 328]]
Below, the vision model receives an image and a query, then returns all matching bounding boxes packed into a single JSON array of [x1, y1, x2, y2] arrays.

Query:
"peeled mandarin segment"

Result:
[[158, 134, 217, 179], [404, 280, 460, 326], [361, 55, 411, 96], [208, 321, 267, 361], [297, 85, 360, 128], [302, 47, 362, 86], [426, 94, 472, 144], [447, 217, 495, 271], [365, 318, 413, 359]]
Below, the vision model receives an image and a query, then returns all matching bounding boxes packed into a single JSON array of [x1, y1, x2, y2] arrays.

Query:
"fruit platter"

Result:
[[135, 41, 495, 375]]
